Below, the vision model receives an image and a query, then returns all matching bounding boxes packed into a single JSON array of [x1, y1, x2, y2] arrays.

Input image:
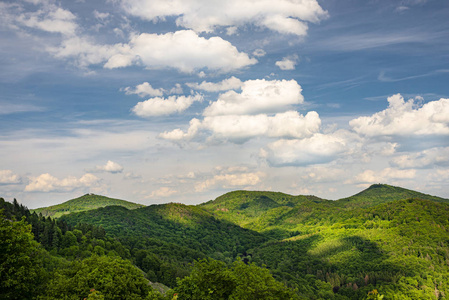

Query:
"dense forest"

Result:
[[2, 184, 449, 299]]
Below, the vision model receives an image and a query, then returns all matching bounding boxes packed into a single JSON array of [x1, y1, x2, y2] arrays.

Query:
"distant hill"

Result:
[[202, 190, 326, 210], [335, 183, 449, 208], [200, 190, 330, 234], [32, 194, 144, 218], [200, 184, 449, 235]]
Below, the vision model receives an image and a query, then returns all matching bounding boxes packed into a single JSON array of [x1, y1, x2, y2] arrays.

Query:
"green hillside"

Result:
[[59, 202, 267, 286], [201, 184, 448, 234], [32, 194, 144, 218], [201, 190, 325, 210], [196, 185, 449, 298], [335, 183, 448, 208], [60, 202, 266, 257], [251, 198, 449, 299], [200, 190, 329, 232]]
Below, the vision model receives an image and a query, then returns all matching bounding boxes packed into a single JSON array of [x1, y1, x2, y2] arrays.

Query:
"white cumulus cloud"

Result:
[[195, 166, 265, 192], [160, 79, 320, 143], [105, 30, 257, 73], [350, 94, 449, 136], [159, 118, 202, 141], [275, 55, 299, 70], [169, 83, 183, 94], [25, 173, 101, 192], [17, 5, 78, 36], [122, 82, 164, 97], [119, 0, 327, 36], [160, 111, 321, 143], [390, 147, 449, 169], [148, 187, 177, 198], [50, 36, 120, 69], [91, 160, 124, 173], [203, 79, 304, 116], [204, 111, 320, 141], [132, 94, 203, 117], [50, 30, 256, 72], [186, 76, 243, 92], [261, 133, 347, 167], [0, 170, 21, 184]]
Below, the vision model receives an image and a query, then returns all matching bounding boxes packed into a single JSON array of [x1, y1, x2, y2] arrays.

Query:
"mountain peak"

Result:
[[32, 194, 144, 218], [336, 183, 448, 208]]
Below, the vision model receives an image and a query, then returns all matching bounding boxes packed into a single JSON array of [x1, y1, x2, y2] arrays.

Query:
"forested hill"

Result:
[[200, 190, 332, 232], [200, 184, 449, 234], [335, 183, 449, 208], [58, 202, 267, 287], [32, 193, 143, 218], [59, 202, 266, 257]]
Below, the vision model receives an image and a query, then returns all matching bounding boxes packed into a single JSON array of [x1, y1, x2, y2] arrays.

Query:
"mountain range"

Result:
[[4, 184, 449, 299]]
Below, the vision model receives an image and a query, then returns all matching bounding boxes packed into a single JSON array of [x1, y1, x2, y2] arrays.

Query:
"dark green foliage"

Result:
[[0, 210, 46, 300], [249, 199, 449, 299], [1, 199, 154, 299], [1, 198, 129, 262], [176, 259, 236, 299], [41, 255, 152, 300], [200, 190, 336, 235], [175, 258, 299, 299], [32, 194, 143, 218], [59, 202, 267, 286]]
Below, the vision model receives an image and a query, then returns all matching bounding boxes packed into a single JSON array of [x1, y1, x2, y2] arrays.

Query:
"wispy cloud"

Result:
[[378, 69, 449, 82], [0, 103, 44, 115], [317, 31, 436, 51]]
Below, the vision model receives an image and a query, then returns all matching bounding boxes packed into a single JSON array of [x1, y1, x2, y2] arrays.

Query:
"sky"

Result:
[[1, 0, 449, 209]]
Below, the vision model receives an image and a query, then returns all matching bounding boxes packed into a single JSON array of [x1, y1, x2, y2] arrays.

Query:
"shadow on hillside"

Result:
[[251, 233, 409, 297], [60, 204, 268, 259], [259, 228, 302, 240]]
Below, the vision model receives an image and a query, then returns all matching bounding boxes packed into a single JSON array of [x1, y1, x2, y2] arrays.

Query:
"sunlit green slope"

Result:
[[200, 184, 448, 235], [200, 190, 329, 232], [32, 194, 144, 218], [335, 183, 448, 208], [250, 198, 449, 299]]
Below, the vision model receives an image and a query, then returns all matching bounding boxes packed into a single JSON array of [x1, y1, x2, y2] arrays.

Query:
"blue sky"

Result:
[[1, 0, 448, 208]]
